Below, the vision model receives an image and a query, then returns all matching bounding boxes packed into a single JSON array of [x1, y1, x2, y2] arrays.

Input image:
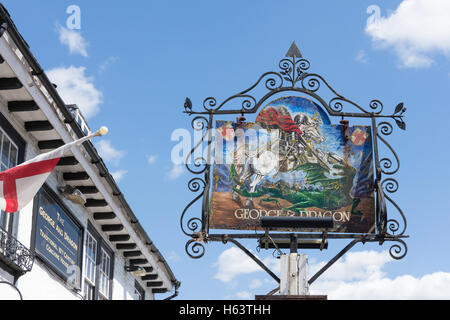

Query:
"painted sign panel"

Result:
[[210, 96, 375, 233], [33, 187, 82, 285]]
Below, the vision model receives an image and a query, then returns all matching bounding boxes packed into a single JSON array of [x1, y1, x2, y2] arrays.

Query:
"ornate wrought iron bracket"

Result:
[[181, 42, 408, 285], [0, 226, 34, 277]]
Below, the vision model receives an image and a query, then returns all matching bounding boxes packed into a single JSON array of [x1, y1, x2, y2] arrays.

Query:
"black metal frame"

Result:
[[181, 43, 408, 286]]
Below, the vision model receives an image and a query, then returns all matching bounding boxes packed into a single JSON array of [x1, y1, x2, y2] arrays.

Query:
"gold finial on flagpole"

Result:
[[96, 126, 109, 136]]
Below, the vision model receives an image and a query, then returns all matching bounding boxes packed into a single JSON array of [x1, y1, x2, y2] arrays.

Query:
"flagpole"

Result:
[[0, 127, 109, 213], [20, 127, 109, 166]]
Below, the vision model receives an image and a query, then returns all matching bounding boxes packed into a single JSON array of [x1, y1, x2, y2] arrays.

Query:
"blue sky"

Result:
[[4, 0, 450, 299]]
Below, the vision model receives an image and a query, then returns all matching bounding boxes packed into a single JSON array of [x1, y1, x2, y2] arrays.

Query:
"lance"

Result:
[[297, 135, 331, 171]]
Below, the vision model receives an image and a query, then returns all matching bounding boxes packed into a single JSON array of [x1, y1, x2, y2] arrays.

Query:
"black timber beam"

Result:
[[75, 186, 98, 194], [24, 121, 53, 132], [152, 288, 169, 294], [116, 243, 136, 250], [63, 172, 90, 181], [0, 78, 22, 90], [129, 259, 148, 265], [84, 199, 108, 207], [57, 157, 79, 166], [93, 212, 116, 220], [38, 139, 64, 150], [143, 267, 153, 273], [101, 224, 124, 232], [123, 251, 142, 258], [146, 281, 163, 288], [141, 274, 158, 281], [109, 234, 130, 242], [8, 101, 39, 112]]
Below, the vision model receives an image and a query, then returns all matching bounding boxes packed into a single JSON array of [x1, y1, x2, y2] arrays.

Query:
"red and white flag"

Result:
[[0, 127, 108, 213]]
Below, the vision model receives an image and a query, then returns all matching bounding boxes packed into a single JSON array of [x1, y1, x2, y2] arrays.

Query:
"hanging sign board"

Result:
[[210, 96, 375, 233]]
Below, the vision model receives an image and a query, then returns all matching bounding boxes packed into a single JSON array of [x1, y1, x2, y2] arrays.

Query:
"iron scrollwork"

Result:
[[0, 226, 34, 275], [181, 42, 408, 273], [180, 112, 213, 258]]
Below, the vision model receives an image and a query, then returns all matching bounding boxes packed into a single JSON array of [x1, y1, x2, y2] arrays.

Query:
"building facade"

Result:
[[0, 4, 179, 300]]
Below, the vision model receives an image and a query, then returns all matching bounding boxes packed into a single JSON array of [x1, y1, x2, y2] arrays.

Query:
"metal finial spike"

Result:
[[286, 41, 302, 58]]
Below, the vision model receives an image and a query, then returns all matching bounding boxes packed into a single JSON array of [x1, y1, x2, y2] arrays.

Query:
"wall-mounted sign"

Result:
[[32, 186, 83, 286], [210, 96, 375, 233]]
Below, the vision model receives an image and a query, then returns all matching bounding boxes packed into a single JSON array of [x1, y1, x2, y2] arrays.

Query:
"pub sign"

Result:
[[210, 96, 375, 233], [33, 186, 83, 287]]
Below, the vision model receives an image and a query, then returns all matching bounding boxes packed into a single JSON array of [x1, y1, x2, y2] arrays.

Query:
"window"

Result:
[[0, 124, 20, 235], [83, 232, 97, 299], [98, 248, 111, 299], [82, 225, 113, 300], [68, 105, 91, 136], [134, 281, 145, 300]]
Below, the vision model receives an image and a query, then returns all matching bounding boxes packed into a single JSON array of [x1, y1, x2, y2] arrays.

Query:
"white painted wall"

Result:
[[0, 271, 21, 300]]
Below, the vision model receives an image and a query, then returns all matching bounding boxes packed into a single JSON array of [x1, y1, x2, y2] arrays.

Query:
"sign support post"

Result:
[[280, 254, 309, 295], [280, 234, 309, 296]]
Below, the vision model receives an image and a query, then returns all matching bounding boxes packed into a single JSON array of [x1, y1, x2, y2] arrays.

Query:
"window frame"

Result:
[[83, 231, 97, 287], [134, 280, 145, 300], [0, 111, 25, 236], [98, 247, 111, 299], [83, 222, 114, 300]]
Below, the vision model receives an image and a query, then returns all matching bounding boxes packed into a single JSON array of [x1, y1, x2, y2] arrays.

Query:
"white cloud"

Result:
[[310, 250, 450, 299], [214, 247, 279, 283], [47, 66, 102, 118], [99, 56, 119, 74], [213, 248, 450, 299], [166, 250, 181, 263], [356, 50, 368, 64], [235, 291, 253, 299], [167, 164, 185, 180], [365, 0, 450, 68], [57, 24, 88, 57], [312, 272, 450, 300], [310, 250, 391, 282], [249, 279, 263, 289], [111, 170, 127, 182], [95, 140, 126, 166], [147, 155, 158, 165]]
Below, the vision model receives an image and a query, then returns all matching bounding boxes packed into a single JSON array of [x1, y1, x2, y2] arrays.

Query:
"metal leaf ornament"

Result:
[[394, 102, 404, 115], [395, 118, 406, 130], [393, 102, 406, 130]]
